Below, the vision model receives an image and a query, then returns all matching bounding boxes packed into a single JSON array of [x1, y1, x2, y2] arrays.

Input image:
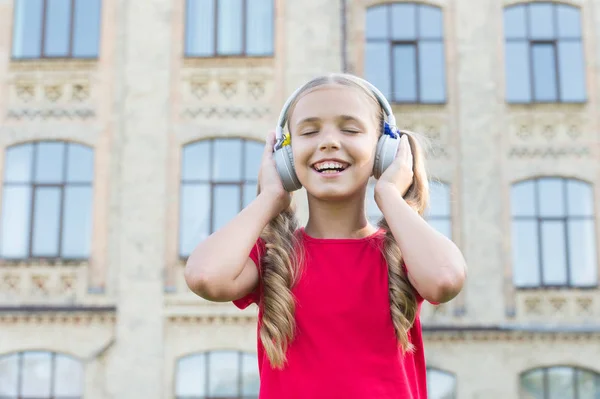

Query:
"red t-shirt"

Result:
[[233, 228, 429, 399]]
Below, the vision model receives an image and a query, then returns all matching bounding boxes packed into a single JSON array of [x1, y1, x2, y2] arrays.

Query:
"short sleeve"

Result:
[[232, 238, 266, 310]]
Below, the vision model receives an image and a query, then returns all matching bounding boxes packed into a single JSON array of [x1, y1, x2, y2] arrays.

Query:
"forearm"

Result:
[[184, 192, 280, 288], [375, 183, 466, 303]]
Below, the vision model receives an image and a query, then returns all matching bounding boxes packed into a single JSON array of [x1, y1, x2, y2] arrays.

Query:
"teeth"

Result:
[[314, 161, 346, 171]]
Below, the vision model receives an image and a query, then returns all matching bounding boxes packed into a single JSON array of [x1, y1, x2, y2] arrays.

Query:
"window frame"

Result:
[[519, 366, 600, 398], [178, 138, 262, 259], [11, 0, 102, 60], [426, 367, 457, 399], [510, 177, 597, 289], [184, 0, 275, 58], [364, 2, 447, 104], [0, 141, 94, 262], [503, 2, 586, 104]]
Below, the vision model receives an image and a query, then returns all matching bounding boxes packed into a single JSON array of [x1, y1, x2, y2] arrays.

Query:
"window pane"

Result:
[[54, 355, 83, 395], [548, 367, 575, 399], [244, 141, 263, 180], [538, 178, 565, 217], [391, 3, 416, 40], [529, 3, 555, 39], [5, 144, 33, 183], [246, 0, 274, 55], [567, 180, 593, 216], [504, 5, 527, 39], [429, 219, 451, 239], [218, 0, 243, 55], [568, 220, 597, 287], [558, 42, 586, 102], [427, 370, 456, 399], [366, 6, 388, 40], [243, 183, 256, 208], [73, 0, 101, 57], [21, 352, 52, 396], [208, 352, 239, 396], [182, 141, 210, 181], [511, 181, 536, 217], [66, 144, 94, 183], [179, 184, 210, 257], [186, 0, 215, 56], [213, 140, 242, 181], [428, 181, 450, 217], [576, 369, 599, 399], [61, 186, 93, 258], [393, 44, 417, 102], [365, 42, 391, 99], [12, 0, 44, 58], [557, 5, 581, 38], [505, 42, 531, 102], [0, 354, 19, 395], [44, 0, 72, 57], [241, 354, 259, 396], [419, 6, 443, 39], [176, 355, 206, 396], [419, 41, 446, 103], [512, 220, 540, 287], [541, 221, 567, 285], [213, 185, 240, 231], [35, 142, 65, 184], [520, 370, 544, 399], [532, 44, 558, 102], [1, 186, 32, 259], [32, 187, 62, 257]]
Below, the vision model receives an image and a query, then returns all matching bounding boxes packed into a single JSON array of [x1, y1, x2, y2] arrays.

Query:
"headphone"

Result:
[[273, 77, 402, 192]]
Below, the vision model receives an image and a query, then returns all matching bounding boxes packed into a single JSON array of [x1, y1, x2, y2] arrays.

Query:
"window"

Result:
[[427, 368, 457, 399], [520, 366, 600, 398], [0, 141, 94, 260], [11, 0, 102, 59], [366, 180, 452, 239], [175, 351, 259, 398], [364, 3, 446, 103], [185, 0, 274, 57], [504, 3, 586, 103], [179, 138, 263, 257], [511, 177, 597, 288], [0, 351, 83, 398]]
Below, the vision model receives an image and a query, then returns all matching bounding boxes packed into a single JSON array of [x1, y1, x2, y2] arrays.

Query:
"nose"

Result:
[[318, 125, 341, 151]]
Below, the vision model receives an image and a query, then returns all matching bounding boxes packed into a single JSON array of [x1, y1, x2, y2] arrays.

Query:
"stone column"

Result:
[[105, 0, 171, 397], [454, 0, 505, 324]]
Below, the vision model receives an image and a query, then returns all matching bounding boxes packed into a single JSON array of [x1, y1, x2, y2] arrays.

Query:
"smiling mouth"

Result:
[[312, 161, 350, 174]]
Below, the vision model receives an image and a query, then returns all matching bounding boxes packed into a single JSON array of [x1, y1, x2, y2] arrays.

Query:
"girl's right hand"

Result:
[[258, 131, 292, 217]]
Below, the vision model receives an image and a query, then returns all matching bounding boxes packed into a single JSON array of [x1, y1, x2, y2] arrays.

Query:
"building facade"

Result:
[[0, 0, 599, 397]]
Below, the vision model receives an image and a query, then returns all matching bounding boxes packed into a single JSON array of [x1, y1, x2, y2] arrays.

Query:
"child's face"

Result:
[[288, 84, 380, 201]]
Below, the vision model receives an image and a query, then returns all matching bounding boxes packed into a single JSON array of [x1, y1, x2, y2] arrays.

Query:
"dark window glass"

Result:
[[520, 367, 600, 398]]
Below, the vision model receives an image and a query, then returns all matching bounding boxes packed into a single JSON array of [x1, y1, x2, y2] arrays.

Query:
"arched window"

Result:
[[179, 138, 263, 257], [364, 3, 446, 103], [503, 2, 586, 103], [185, 0, 275, 57], [175, 350, 259, 398], [0, 141, 95, 260], [511, 177, 597, 288], [367, 180, 452, 239], [427, 368, 457, 399], [520, 366, 600, 398], [0, 351, 83, 397]]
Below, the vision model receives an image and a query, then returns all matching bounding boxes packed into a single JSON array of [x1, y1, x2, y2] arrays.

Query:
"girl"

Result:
[[184, 73, 467, 398]]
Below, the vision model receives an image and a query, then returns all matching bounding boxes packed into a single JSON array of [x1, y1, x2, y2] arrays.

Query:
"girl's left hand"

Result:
[[375, 133, 414, 196]]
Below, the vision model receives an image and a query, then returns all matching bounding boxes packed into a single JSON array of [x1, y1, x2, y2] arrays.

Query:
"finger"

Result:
[[403, 135, 413, 165], [263, 131, 276, 157]]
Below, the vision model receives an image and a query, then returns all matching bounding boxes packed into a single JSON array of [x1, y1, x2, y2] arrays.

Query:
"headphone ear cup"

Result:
[[373, 134, 400, 179], [274, 146, 302, 192]]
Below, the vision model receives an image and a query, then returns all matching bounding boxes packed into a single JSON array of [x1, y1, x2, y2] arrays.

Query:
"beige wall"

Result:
[[0, 0, 599, 398]]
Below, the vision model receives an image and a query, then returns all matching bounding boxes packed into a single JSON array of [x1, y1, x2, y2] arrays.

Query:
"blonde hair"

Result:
[[257, 73, 430, 368]]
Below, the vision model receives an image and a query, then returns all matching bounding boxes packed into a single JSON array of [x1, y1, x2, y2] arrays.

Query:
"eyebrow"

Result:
[[296, 115, 366, 126]]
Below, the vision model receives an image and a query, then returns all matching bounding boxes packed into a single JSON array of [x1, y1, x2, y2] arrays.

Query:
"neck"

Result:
[[304, 193, 378, 239]]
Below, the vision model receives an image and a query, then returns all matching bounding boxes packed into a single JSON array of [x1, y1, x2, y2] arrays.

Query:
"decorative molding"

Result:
[[167, 315, 257, 325], [508, 146, 591, 159], [8, 59, 98, 73], [7, 108, 96, 120], [513, 290, 599, 321], [181, 106, 271, 120], [0, 307, 116, 326]]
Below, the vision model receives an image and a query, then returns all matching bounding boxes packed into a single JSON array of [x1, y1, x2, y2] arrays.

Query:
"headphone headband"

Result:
[[274, 76, 397, 151]]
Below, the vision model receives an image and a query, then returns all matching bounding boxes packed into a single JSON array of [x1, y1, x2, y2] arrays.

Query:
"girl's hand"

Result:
[[375, 133, 414, 197], [258, 131, 292, 216]]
